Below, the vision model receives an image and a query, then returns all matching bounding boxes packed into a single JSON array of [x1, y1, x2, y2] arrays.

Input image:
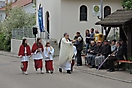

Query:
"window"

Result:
[[104, 6, 111, 18], [80, 5, 87, 21]]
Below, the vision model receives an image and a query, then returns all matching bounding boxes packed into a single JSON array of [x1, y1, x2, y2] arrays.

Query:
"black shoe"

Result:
[[95, 66, 98, 69], [46, 70, 49, 73], [90, 66, 94, 68], [108, 69, 115, 72], [59, 68, 62, 73], [50, 71, 53, 74], [67, 70, 71, 74], [107, 69, 111, 71]]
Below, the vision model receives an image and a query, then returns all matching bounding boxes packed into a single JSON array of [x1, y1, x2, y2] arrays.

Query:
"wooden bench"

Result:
[[117, 60, 132, 74]]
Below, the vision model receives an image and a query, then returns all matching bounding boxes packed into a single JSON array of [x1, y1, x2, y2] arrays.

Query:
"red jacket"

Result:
[[32, 43, 44, 53], [18, 45, 31, 56]]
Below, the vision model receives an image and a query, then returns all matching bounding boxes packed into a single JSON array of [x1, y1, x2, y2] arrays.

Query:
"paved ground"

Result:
[[0, 51, 132, 88]]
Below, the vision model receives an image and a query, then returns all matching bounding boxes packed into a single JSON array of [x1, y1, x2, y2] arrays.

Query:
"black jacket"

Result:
[[100, 44, 111, 58], [85, 34, 90, 44], [93, 44, 102, 55], [115, 46, 124, 60], [121, 42, 127, 60], [74, 35, 84, 51]]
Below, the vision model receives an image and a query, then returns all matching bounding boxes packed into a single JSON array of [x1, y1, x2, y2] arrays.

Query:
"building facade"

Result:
[[37, 0, 122, 40], [0, 0, 35, 21]]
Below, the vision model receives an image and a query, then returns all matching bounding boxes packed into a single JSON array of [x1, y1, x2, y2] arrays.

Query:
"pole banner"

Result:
[[38, 6, 44, 32]]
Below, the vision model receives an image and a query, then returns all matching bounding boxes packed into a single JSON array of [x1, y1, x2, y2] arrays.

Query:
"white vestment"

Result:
[[44, 46, 54, 61], [59, 37, 74, 70]]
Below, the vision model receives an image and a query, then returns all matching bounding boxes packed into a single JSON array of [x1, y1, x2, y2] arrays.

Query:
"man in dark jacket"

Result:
[[107, 41, 124, 72], [119, 39, 127, 60], [94, 40, 111, 68], [74, 32, 84, 66]]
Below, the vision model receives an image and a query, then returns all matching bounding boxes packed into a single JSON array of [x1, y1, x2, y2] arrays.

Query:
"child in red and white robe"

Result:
[[44, 42, 54, 74], [18, 39, 31, 75], [32, 38, 44, 74]]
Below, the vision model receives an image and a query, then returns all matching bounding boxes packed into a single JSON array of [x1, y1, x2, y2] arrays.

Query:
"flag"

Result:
[[38, 6, 44, 32]]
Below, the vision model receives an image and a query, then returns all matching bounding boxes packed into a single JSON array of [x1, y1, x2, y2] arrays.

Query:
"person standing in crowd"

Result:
[[59, 33, 74, 74], [32, 38, 44, 74], [44, 42, 54, 74], [18, 39, 31, 75], [107, 41, 124, 72], [86, 41, 96, 68], [90, 28, 95, 41], [74, 32, 84, 66], [119, 39, 128, 60], [111, 39, 116, 52], [95, 29, 99, 34], [85, 29, 90, 54]]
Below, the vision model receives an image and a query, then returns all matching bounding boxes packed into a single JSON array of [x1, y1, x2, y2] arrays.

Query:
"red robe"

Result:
[[45, 60, 54, 71], [18, 45, 31, 72], [32, 43, 44, 69], [32, 43, 44, 53], [18, 45, 31, 56]]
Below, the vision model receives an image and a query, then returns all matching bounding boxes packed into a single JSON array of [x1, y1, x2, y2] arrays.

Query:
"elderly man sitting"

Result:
[[95, 40, 111, 69], [86, 41, 96, 68]]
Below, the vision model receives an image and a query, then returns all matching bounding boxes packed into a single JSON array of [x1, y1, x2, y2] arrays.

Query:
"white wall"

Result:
[[22, 3, 35, 13], [60, 0, 122, 39], [36, 0, 61, 40], [11, 38, 47, 54], [38, 0, 122, 41]]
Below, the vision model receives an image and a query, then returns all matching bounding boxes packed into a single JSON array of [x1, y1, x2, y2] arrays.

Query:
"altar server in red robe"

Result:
[[44, 42, 54, 74], [18, 39, 31, 75], [32, 38, 44, 74]]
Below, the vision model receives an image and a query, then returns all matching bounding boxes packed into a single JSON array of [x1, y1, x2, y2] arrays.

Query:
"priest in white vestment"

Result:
[[59, 33, 74, 74]]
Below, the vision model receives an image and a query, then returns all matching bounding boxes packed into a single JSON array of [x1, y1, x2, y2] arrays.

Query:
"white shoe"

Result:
[[24, 71, 28, 75], [41, 70, 44, 74], [36, 70, 39, 74]]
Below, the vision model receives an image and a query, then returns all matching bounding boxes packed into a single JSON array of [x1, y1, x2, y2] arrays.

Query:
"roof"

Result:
[[0, 0, 33, 11], [95, 9, 132, 26]]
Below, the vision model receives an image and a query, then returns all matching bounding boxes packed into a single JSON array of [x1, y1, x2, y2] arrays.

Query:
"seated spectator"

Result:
[[111, 39, 116, 52], [107, 41, 124, 72], [95, 40, 111, 69], [94, 41, 102, 68], [119, 39, 127, 60], [86, 41, 96, 68]]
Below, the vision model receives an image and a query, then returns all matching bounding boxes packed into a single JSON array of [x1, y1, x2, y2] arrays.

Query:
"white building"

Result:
[[36, 0, 122, 41], [0, 0, 35, 21]]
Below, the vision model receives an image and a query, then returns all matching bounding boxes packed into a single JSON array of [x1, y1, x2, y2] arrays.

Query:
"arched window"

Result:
[[80, 5, 87, 21], [104, 6, 111, 18]]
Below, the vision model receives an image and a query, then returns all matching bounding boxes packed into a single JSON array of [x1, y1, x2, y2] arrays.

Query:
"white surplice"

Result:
[[44, 46, 54, 61], [59, 37, 74, 70]]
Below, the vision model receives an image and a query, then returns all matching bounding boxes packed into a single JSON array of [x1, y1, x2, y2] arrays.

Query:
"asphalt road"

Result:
[[0, 55, 132, 88]]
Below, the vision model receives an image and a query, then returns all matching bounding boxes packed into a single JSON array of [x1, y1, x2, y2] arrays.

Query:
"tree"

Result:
[[5, 0, 13, 17], [0, 7, 35, 51], [122, 0, 132, 10]]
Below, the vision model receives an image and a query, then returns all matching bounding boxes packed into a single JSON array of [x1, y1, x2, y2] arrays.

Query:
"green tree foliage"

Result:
[[122, 0, 132, 10], [0, 7, 35, 51]]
